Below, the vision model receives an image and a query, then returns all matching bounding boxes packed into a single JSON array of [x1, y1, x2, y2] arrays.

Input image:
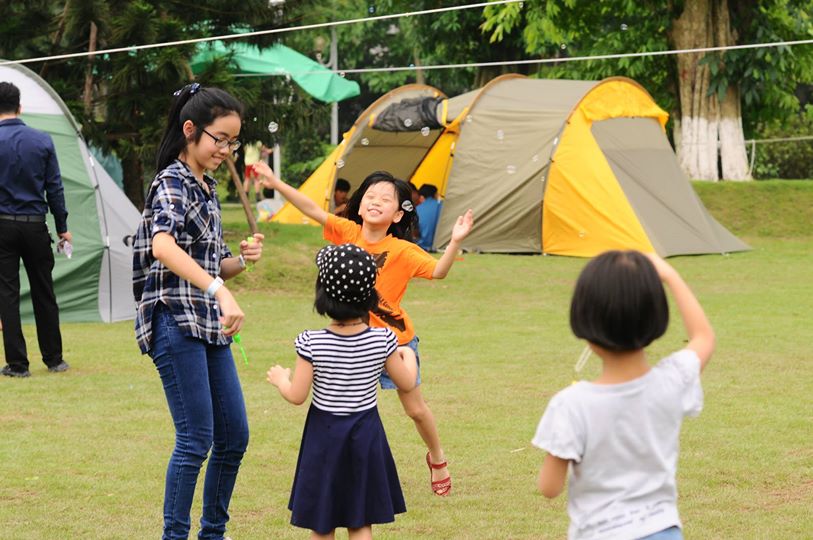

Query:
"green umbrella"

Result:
[[191, 41, 359, 103]]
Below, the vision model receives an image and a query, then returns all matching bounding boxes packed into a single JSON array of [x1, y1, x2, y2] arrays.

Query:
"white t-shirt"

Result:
[[532, 349, 704, 540]]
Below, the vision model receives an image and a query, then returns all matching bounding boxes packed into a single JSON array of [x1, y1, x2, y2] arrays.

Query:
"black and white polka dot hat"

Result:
[[316, 243, 377, 303]]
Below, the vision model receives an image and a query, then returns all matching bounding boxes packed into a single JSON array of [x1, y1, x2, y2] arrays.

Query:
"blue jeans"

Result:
[[639, 526, 683, 540], [150, 304, 249, 540], [380, 335, 421, 390]]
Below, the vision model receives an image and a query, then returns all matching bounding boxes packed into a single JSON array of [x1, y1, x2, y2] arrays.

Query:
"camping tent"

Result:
[[272, 83, 448, 225], [0, 62, 140, 322], [274, 74, 748, 257]]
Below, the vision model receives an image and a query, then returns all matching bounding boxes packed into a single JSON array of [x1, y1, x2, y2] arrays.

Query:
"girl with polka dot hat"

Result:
[[268, 243, 418, 539]]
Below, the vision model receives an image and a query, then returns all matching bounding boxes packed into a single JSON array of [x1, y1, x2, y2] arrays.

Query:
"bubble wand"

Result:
[[233, 333, 249, 365], [572, 345, 591, 385]]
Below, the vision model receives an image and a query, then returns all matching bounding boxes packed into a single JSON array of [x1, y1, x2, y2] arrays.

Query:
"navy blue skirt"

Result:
[[288, 404, 406, 534]]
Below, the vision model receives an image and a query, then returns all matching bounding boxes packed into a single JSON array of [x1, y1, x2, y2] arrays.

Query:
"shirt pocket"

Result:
[[182, 199, 212, 247]]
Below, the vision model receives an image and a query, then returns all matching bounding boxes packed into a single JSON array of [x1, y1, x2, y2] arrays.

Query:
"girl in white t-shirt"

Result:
[[533, 251, 715, 540]]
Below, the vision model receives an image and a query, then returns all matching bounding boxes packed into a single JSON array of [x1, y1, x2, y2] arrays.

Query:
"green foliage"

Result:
[[483, 0, 677, 114], [750, 111, 813, 179]]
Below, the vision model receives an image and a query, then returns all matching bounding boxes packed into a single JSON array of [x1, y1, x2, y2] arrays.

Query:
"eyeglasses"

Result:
[[201, 128, 242, 151]]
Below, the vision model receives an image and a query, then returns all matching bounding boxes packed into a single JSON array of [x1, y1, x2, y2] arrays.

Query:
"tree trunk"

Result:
[[671, 0, 750, 180], [122, 152, 145, 211], [715, 2, 751, 180], [83, 21, 98, 116], [413, 50, 425, 85], [672, 0, 719, 180]]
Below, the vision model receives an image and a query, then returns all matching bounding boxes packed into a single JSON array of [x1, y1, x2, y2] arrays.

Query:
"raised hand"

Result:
[[253, 160, 279, 190], [450, 209, 474, 243]]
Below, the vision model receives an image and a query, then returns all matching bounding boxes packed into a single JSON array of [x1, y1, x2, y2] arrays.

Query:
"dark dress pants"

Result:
[[0, 220, 63, 371]]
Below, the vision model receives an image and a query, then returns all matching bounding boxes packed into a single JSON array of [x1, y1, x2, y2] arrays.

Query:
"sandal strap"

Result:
[[428, 459, 448, 470]]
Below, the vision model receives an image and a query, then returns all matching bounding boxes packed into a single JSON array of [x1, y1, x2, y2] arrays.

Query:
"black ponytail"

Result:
[[340, 171, 418, 240], [155, 84, 244, 174]]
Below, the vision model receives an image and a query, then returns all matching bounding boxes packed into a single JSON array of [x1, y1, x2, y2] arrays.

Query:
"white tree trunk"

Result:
[[671, 0, 751, 181]]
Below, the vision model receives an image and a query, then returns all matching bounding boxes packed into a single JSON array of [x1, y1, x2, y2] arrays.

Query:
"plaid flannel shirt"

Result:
[[133, 159, 232, 354]]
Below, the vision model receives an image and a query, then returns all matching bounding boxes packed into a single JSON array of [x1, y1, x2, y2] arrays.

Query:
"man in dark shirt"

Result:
[[0, 81, 71, 378]]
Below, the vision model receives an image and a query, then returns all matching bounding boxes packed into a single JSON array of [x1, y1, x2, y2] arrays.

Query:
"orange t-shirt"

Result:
[[324, 214, 437, 344]]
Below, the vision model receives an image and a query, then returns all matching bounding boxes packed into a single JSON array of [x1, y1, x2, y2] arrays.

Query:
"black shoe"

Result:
[[1, 365, 31, 378], [47, 361, 70, 373]]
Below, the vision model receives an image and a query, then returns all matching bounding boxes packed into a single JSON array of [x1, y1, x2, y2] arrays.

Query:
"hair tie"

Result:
[[401, 200, 414, 212], [173, 82, 201, 97]]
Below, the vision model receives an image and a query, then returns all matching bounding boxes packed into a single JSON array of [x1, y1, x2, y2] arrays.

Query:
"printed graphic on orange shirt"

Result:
[[372, 251, 388, 274], [371, 295, 406, 332]]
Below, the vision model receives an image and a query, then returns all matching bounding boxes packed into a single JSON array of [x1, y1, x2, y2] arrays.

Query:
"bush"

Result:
[[752, 109, 813, 179]]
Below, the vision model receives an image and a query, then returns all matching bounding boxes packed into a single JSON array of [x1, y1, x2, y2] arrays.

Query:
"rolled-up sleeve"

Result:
[[151, 176, 186, 240]]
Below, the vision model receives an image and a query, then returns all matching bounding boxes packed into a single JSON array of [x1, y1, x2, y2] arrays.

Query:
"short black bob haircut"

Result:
[[314, 279, 379, 321], [0, 82, 21, 115], [339, 171, 418, 241], [570, 250, 669, 352]]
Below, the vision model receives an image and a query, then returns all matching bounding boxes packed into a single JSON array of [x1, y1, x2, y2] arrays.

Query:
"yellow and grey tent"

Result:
[[274, 74, 748, 257]]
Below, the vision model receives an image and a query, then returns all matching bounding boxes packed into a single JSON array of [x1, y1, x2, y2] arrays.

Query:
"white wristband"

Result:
[[206, 277, 224, 297]]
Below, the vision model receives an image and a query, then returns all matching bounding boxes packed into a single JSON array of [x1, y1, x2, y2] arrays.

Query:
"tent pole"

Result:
[[225, 156, 259, 235], [330, 26, 339, 145]]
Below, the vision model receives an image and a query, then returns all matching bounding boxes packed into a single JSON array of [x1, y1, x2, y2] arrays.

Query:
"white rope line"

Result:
[[229, 37, 813, 78], [745, 135, 813, 144], [0, 0, 519, 67]]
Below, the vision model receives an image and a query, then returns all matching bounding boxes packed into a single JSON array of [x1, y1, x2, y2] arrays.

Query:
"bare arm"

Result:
[[152, 232, 244, 335], [253, 160, 328, 226], [538, 454, 569, 498], [433, 209, 474, 279], [267, 357, 314, 405], [645, 253, 715, 371], [384, 346, 418, 391]]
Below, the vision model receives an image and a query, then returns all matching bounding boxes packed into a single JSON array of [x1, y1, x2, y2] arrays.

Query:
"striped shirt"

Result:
[[132, 159, 232, 354], [295, 327, 398, 415]]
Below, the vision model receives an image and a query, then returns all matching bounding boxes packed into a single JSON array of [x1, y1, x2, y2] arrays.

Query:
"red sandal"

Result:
[[426, 452, 452, 496]]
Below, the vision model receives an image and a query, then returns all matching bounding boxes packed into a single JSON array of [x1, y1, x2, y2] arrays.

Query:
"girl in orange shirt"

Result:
[[258, 162, 473, 497]]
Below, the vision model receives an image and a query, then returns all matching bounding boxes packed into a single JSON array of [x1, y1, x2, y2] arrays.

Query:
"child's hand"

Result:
[[643, 252, 677, 281], [450, 209, 474, 243], [267, 365, 290, 387], [240, 233, 265, 263], [253, 161, 279, 189]]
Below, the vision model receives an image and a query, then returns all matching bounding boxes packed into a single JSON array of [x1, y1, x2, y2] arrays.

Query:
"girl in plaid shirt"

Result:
[[133, 83, 263, 540]]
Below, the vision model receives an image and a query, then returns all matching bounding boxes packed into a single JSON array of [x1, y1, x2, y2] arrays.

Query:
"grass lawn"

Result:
[[1, 181, 811, 539]]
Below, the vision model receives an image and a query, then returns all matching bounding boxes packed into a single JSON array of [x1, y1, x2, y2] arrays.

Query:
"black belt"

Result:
[[0, 214, 46, 223]]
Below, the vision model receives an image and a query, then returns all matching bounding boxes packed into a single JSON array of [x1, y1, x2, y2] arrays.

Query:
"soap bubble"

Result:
[[336, 159, 345, 169], [421, 126, 430, 136], [368, 5, 375, 14], [404, 118, 413, 128], [506, 164, 517, 175], [339, 71, 346, 78], [496, 129, 505, 141], [578, 231, 586, 238], [361, 138, 369, 146], [267, 121, 279, 133], [560, 43, 567, 50], [465, 115, 473, 124], [620, 23, 628, 31], [532, 154, 539, 163]]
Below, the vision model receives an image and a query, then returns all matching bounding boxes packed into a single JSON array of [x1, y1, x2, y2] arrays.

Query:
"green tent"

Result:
[[190, 41, 360, 103], [0, 62, 141, 323]]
